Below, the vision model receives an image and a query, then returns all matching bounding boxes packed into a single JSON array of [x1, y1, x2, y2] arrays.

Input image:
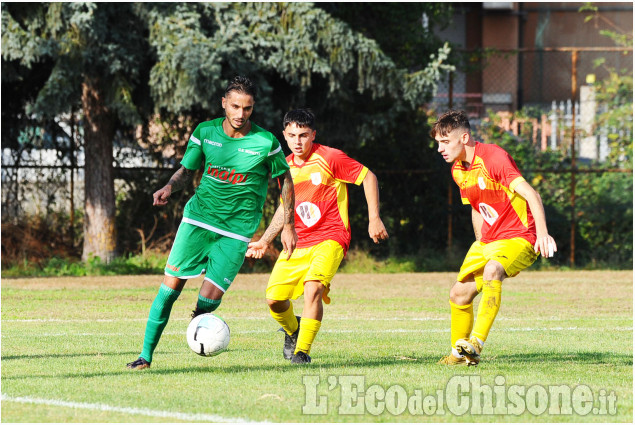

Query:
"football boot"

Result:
[[455, 336, 483, 366], [291, 350, 312, 364], [126, 357, 151, 370], [281, 316, 301, 360], [437, 353, 466, 365]]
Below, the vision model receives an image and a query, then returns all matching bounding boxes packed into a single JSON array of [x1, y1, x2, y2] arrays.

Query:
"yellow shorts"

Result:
[[266, 240, 344, 304], [457, 237, 538, 288]]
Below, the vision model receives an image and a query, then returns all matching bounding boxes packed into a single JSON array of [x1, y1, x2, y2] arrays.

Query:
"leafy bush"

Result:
[[1, 252, 167, 278]]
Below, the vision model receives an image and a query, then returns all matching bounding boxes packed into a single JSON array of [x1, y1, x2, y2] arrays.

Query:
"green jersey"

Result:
[[180, 118, 289, 242]]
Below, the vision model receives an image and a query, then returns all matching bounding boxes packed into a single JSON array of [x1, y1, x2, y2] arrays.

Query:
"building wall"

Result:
[[482, 3, 520, 110], [522, 2, 633, 48], [435, 2, 632, 111], [520, 2, 633, 105]]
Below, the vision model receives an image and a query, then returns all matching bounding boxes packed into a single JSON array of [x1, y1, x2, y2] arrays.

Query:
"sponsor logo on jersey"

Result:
[[204, 139, 222, 147], [311, 172, 322, 186], [238, 147, 261, 156], [296, 201, 322, 228], [206, 164, 248, 184], [478, 176, 486, 190], [166, 263, 180, 272], [478, 202, 499, 226]]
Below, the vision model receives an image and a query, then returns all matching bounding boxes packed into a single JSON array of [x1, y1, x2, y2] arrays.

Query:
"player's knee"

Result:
[[449, 282, 476, 305], [199, 280, 225, 300], [303, 281, 324, 302], [164, 275, 187, 292], [483, 261, 506, 281], [266, 298, 289, 313], [449, 285, 462, 304]]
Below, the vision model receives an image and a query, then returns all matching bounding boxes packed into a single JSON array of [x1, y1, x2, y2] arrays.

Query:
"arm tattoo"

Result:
[[167, 166, 195, 192], [279, 171, 295, 225], [261, 206, 284, 244]]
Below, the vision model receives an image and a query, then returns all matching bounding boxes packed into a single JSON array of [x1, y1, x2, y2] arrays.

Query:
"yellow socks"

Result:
[[450, 300, 474, 350], [270, 304, 298, 336], [472, 279, 502, 342], [295, 318, 321, 354]]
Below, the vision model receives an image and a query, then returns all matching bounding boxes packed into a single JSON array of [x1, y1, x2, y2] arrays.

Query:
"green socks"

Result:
[[139, 284, 181, 363], [197, 294, 221, 313]]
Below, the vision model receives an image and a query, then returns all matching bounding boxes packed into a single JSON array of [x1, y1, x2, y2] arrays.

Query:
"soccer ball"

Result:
[[186, 313, 230, 357]]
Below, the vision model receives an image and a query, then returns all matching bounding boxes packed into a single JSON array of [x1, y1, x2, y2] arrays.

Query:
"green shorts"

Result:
[[165, 221, 249, 292]]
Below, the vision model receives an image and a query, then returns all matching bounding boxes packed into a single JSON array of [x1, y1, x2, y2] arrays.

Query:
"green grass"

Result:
[[1, 271, 632, 422]]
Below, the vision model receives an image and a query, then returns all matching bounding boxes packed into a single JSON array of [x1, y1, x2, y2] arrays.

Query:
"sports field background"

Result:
[[1, 270, 632, 422]]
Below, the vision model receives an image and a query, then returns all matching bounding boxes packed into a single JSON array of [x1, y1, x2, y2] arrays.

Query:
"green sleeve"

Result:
[[266, 136, 289, 178], [180, 125, 203, 170]]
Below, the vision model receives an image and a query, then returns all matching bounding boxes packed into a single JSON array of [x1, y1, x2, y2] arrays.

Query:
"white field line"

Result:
[[2, 316, 628, 323], [237, 326, 633, 334], [0, 393, 258, 423], [3, 317, 445, 323], [1, 326, 632, 338]]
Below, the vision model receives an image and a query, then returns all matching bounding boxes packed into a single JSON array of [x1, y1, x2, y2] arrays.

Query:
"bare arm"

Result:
[[362, 170, 389, 243], [277, 170, 298, 258], [153, 166, 195, 206], [261, 205, 285, 245], [246, 171, 298, 260], [514, 181, 557, 258], [245, 205, 285, 259], [471, 208, 483, 241]]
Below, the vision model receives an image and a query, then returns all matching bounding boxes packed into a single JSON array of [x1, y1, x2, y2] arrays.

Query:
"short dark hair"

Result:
[[283, 108, 315, 130], [430, 110, 471, 138], [225, 76, 256, 98]]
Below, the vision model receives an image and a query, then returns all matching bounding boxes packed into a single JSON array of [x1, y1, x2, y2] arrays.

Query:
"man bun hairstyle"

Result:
[[283, 108, 315, 130], [225, 75, 256, 98], [430, 110, 471, 138]]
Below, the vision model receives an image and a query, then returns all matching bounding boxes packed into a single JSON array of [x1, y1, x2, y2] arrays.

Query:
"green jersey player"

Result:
[[127, 76, 297, 370]]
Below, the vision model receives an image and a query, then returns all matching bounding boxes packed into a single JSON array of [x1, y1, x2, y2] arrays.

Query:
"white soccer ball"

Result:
[[186, 313, 230, 357]]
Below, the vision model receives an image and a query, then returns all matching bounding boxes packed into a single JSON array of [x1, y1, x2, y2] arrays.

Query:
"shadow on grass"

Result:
[[489, 351, 633, 366], [1, 352, 438, 381], [0, 351, 161, 361], [2, 350, 631, 381]]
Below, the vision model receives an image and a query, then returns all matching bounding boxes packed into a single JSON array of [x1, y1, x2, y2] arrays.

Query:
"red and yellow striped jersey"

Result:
[[285, 143, 368, 253], [452, 142, 536, 245]]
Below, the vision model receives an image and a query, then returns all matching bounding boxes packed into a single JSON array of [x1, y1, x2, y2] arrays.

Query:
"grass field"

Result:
[[1, 271, 632, 422]]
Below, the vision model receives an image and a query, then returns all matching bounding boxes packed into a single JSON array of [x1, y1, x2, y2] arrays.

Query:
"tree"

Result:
[[2, 3, 149, 262], [317, 3, 453, 70], [2, 2, 452, 262], [144, 3, 454, 257]]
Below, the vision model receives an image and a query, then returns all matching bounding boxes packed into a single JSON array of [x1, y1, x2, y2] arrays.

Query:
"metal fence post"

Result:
[[70, 109, 76, 247], [570, 50, 578, 267], [447, 72, 454, 250]]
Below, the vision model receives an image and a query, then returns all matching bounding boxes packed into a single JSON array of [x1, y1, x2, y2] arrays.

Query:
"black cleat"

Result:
[[191, 307, 207, 319], [281, 316, 301, 360], [126, 357, 151, 370], [291, 350, 312, 364]]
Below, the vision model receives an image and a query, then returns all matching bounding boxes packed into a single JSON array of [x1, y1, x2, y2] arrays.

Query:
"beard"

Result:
[[225, 114, 247, 130]]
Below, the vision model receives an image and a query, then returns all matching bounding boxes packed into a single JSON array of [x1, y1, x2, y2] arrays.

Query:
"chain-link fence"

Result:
[[431, 47, 633, 114], [2, 47, 632, 268]]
